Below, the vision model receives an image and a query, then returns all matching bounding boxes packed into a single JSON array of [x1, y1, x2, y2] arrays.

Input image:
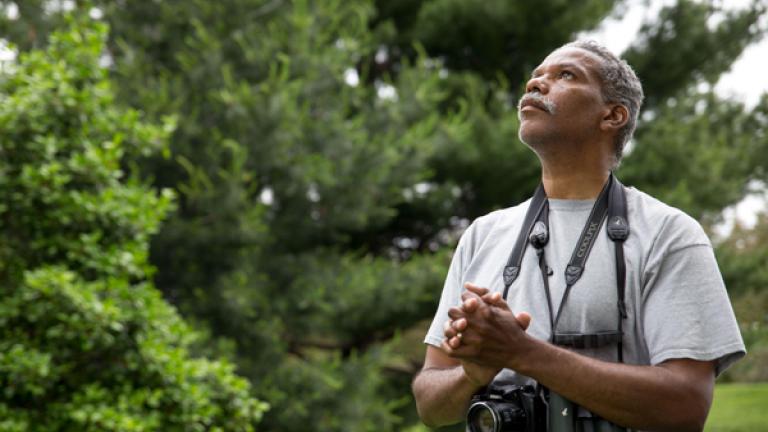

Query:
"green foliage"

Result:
[[718, 211, 768, 297], [624, 0, 767, 108], [0, 17, 266, 431], [619, 0, 768, 219], [84, 1, 456, 429], [373, 0, 619, 83], [620, 93, 768, 220], [717, 211, 768, 382]]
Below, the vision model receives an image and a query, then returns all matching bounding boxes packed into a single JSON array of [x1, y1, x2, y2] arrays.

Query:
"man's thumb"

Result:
[[515, 312, 532, 330]]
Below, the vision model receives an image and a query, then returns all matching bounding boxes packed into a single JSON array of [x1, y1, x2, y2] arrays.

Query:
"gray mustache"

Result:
[[518, 93, 557, 114]]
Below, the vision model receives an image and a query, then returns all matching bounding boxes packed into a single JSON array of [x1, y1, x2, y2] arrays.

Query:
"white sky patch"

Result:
[[714, 35, 768, 109], [306, 183, 320, 203], [403, 182, 435, 201], [579, 0, 675, 54], [44, 0, 76, 14], [5, 2, 19, 20], [1, 3, 18, 67], [0, 40, 17, 63], [413, 182, 433, 196], [99, 52, 113, 68], [394, 236, 418, 249], [376, 82, 397, 101], [714, 181, 768, 240], [622, 139, 636, 157], [375, 46, 388, 64], [89, 7, 104, 20], [258, 187, 274, 206], [343, 68, 359, 87]]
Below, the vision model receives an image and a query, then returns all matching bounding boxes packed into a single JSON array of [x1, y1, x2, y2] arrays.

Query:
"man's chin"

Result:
[[518, 127, 549, 147]]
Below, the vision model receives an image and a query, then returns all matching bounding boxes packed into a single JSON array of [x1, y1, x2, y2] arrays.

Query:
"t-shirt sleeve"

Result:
[[423, 224, 476, 347], [641, 222, 745, 376]]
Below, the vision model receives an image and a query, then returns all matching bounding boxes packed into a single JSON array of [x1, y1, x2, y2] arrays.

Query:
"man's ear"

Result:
[[600, 104, 629, 132]]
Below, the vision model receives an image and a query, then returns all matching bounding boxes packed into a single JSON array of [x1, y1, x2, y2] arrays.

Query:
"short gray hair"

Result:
[[563, 40, 644, 166]]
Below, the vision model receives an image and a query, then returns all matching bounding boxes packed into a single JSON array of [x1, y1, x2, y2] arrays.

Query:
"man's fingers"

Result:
[[441, 334, 463, 351], [448, 336, 461, 349], [464, 282, 489, 296], [465, 285, 511, 312], [448, 307, 466, 320], [460, 289, 482, 303], [443, 317, 468, 343], [444, 343, 475, 360], [443, 320, 457, 339], [461, 297, 479, 313], [440, 340, 454, 354], [441, 339, 460, 356], [482, 292, 510, 311], [515, 311, 532, 330]]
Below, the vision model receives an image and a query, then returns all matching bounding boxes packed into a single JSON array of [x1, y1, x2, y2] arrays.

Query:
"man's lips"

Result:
[[519, 98, 549, 113], [521, 104, 545, 112]]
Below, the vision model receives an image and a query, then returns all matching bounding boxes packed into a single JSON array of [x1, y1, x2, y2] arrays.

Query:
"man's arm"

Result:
[[520, 342, 714, 431], [411, 346, 488, 428], [447, 288, 715, 431], [413, 287, 530, 427]]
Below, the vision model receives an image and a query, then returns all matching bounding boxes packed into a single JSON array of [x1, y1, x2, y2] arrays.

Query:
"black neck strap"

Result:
[[502, 184, 547, 298], [501, 174, 630, 362]]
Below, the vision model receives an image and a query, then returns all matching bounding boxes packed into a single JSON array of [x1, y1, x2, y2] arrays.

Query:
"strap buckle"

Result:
[[607, 215, 629, 241]]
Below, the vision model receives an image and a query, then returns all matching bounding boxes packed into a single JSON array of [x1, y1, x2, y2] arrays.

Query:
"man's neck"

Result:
[[541, 167, 611, 200], [530, 138, 615, 199]]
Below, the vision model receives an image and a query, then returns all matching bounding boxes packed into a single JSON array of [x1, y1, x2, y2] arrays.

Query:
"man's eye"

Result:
[[559, 71, 575, 79]]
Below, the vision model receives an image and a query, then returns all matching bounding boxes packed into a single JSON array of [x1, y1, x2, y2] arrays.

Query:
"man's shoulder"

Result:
[[625, 186, 711, 249], [471, 199, 531, 234], [459, 199, 531, 252]]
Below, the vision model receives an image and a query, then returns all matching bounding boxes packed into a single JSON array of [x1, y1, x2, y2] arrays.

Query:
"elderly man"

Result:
[[412, 40, 744, 431]]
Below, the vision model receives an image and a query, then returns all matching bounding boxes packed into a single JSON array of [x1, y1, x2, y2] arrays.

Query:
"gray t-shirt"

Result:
[[425, 187, 745, 385]]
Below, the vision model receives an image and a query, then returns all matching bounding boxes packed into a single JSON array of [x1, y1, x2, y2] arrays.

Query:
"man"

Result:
[[412, 40, 745, 431]]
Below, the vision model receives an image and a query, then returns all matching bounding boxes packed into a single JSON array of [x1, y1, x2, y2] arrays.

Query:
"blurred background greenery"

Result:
[[0, 0, 766, 430]]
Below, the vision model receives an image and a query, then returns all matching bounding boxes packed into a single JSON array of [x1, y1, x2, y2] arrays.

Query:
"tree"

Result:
[[0, 17, 266, 431], [620, 0, 768, 221], [4, 1, 456, 430], [716, 207, 768, 382]]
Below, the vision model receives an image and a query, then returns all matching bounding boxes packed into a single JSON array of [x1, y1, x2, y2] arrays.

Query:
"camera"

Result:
[[466, 384, 546, 432]]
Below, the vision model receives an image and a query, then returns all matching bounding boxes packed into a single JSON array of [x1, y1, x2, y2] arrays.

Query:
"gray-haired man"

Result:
[[412, 41, 744, 431]]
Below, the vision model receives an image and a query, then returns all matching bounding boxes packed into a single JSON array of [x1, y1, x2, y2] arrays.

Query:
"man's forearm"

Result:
[[515, 338, 713, 431], [412, 365, 483, 427]]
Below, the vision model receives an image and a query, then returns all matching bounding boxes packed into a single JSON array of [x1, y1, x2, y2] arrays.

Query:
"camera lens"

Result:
[[467, 402, 499, 432]]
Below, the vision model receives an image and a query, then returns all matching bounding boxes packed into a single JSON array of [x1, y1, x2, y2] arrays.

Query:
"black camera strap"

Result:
[[502, 183, 548, 298], [501, 174, 629, 362], [607, 174, 630, 362]]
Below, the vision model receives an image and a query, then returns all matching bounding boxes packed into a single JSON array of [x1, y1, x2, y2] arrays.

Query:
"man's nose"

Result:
[[525, 76, 548, 94]]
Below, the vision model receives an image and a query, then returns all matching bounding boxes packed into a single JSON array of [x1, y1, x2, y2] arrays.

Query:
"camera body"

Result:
[[467, 385, 627, 432], [466, 384, 546, 432]]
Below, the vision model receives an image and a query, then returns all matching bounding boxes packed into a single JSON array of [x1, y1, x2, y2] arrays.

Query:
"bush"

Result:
[[0, 16, 267, 431]]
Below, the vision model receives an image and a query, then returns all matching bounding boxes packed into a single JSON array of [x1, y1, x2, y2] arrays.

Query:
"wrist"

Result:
[[459, 364, 493, 389], [507, 333, 545, 374]]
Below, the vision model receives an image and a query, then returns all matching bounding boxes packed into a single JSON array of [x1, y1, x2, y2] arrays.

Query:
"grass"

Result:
[[705, 383, 768, 431]]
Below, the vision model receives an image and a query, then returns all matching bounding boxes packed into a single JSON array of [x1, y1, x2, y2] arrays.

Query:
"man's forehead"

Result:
[[533, 47, 602, 75]]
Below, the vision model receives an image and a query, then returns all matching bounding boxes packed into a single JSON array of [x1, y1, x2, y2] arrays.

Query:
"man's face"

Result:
[[518, 47, 608, 150]]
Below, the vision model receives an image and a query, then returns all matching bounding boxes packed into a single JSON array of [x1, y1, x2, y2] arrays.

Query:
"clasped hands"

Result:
[[441, 282, 532, 386]]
